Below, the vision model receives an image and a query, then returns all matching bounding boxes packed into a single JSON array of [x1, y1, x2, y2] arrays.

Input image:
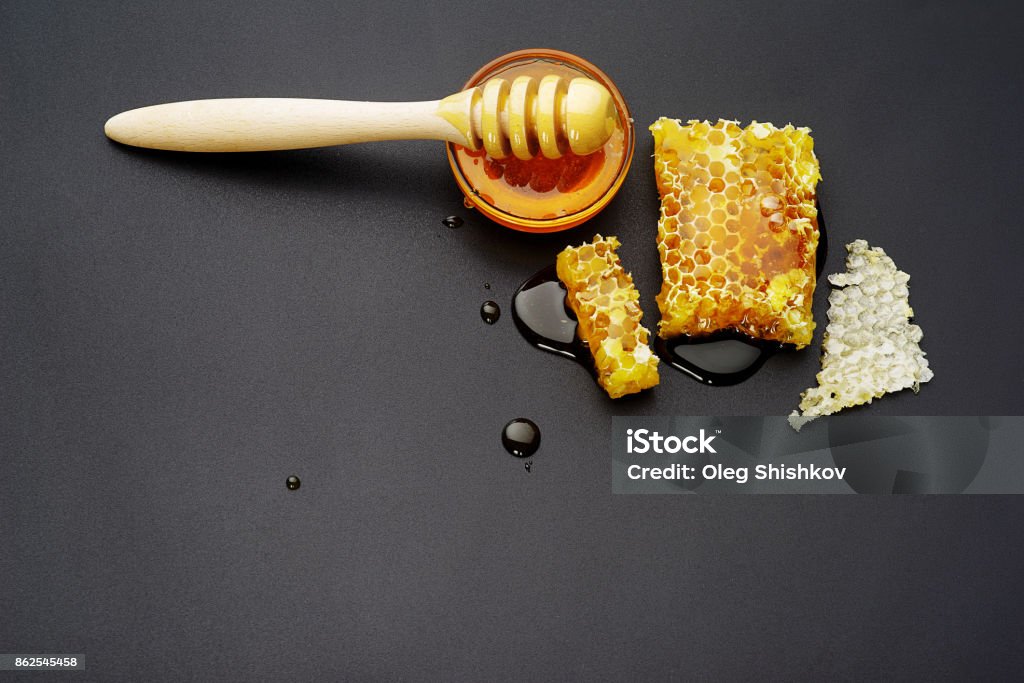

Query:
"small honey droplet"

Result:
[[286, 475, 301, 491], [525, 461, 532, 473], [484, 282, 491, 290], [481, 300, 500, 324], [442, 215, 463, 229]]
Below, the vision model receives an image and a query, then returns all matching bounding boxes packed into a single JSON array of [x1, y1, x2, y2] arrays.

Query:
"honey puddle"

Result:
[[511, 265, 590, 367]]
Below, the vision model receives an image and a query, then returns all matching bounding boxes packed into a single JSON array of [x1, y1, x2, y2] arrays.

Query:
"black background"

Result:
[[2, 1, 1024, 680]]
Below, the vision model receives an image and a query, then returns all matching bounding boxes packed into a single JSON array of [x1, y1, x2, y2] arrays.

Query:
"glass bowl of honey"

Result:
[[446, 49, 634, 233]]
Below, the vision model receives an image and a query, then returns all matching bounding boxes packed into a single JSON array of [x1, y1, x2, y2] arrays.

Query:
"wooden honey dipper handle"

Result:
[[103, 77, 617, 158]]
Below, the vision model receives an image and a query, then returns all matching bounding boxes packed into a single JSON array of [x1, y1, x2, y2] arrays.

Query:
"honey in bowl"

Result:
[[447, 50, 634, 233]]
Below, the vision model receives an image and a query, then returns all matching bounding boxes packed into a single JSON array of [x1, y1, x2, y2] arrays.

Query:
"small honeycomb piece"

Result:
[[651, 118, 822, 348], [789, 240, 933, 431], [556, 235, 660, 398]]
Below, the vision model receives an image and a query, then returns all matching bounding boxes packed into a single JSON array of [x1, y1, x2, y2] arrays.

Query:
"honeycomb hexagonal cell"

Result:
[[556, 235, 660, 398], [651, 118, 822, 348]]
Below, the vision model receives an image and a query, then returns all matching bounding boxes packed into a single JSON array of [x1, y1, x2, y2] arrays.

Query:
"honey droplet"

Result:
[[481, 300, 500, 324], [442, 215, 463, 229], [502, 419, 540, 458], [286, 475, 301, 491]]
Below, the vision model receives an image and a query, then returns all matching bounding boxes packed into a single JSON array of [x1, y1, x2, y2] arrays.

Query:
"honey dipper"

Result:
[[104, 75, 617, 159]]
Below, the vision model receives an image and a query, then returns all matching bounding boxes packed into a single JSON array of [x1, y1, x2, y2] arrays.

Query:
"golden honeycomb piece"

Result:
[[650, 118, 822, 348], [556, 235, 660, 398]]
